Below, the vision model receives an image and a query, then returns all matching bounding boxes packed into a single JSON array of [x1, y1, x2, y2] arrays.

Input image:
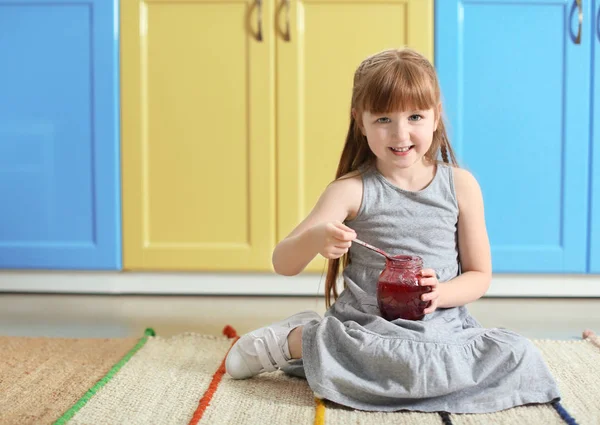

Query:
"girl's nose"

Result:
[[393, 124, 410, 141]]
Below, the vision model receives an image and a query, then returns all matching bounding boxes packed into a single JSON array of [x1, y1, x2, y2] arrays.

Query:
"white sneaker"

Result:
[[225, 310, 321, 379]]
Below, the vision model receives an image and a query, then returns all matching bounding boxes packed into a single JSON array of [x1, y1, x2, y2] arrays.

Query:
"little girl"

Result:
[[225, 48, 560, 413]]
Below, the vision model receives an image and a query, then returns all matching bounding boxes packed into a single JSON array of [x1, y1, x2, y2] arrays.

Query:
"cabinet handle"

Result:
[[284, 0, 291, 41], [575, 0, 582, 44], [597, 3, 600, 42], [257, 0, 263, 42]]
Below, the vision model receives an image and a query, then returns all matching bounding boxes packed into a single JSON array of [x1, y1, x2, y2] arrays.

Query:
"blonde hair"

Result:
[[324, 48, 458, 308]]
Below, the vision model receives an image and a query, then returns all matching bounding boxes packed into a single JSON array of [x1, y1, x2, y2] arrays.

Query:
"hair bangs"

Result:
[[360, 60, 437, 114]]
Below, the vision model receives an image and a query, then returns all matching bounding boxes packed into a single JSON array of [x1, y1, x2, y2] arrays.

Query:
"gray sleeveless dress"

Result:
[[282, 164, 560, 413]]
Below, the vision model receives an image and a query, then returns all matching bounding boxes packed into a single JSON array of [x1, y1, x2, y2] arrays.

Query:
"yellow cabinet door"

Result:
[[122, 0, 276, 270], [276, 0, 433, 272]]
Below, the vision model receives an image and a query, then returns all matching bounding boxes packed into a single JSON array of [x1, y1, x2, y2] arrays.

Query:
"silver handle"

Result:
[[284, 0, 291, 41], [597, 2, 600, 42], [575, 0, 582, 44], [257, 0, 263, 42]]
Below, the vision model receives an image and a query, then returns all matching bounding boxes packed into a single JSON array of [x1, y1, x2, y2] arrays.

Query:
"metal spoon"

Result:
[[353, 238, 396, 261]]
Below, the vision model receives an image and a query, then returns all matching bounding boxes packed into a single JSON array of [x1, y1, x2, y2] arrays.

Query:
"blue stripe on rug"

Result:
[[552, 401, 579, 425], [439, 411, 453, 425]]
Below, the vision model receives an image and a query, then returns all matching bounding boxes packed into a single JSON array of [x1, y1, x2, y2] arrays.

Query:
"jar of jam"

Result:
[[377, 255, 431, 321]]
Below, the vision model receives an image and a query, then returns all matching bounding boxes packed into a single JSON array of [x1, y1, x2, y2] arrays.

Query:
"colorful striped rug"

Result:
[[2, 327, 599, 425]]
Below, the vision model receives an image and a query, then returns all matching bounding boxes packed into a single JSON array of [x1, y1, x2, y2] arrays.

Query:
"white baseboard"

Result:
[[0, 271, 599, 297]]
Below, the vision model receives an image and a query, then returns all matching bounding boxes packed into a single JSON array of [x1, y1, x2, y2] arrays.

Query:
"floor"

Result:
[[1, 293, 599, 340]]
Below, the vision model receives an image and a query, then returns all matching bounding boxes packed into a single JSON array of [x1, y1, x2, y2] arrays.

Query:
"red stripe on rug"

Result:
[[188, 326, 239, 425]]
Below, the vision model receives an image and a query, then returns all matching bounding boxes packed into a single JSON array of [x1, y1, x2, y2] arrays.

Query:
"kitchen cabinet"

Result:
[[436, 0, 593, 273], [0, 0, 121, 269], [122, 0, 433, 271]]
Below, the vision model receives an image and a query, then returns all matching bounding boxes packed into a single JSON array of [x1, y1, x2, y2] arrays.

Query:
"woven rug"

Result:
[[2, 327, 599, 425]]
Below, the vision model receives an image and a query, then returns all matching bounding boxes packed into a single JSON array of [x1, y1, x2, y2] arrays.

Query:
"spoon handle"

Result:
[[353, 238, 392, 260]]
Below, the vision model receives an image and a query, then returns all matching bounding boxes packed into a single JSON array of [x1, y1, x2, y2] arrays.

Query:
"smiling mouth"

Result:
[[389, 146, 414, 153]]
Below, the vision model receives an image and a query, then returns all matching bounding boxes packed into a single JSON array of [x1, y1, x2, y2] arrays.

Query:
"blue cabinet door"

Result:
[[436, 0, 592, 273], [0, 0, 121, 269], [591, 0, 600, 273]]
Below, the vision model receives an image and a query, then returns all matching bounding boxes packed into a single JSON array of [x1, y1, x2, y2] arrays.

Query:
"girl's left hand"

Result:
[[419, 268, 440, 314]]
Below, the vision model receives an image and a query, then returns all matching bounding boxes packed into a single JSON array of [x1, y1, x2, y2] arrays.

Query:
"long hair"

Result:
[[324, 48, 458, 308]]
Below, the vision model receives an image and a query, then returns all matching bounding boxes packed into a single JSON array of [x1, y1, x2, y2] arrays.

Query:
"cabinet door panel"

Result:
[[122, 0, 275, 270], [0, 0, 121, 269], [436, 0, 591, 272]]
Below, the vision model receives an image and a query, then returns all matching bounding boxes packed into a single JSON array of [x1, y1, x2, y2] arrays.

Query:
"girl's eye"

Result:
[[409, 114, 423, 122], [376, 117, 391, 123]]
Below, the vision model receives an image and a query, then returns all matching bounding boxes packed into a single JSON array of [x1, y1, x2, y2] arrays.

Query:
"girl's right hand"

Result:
[[312, 221, 357, 259]]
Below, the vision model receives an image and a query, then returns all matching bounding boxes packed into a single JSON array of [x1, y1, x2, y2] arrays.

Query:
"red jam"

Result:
[[377, 255, 430, 321]]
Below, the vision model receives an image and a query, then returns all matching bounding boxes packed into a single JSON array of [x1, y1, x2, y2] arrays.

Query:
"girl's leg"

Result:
[[287, 326, 303, 359]]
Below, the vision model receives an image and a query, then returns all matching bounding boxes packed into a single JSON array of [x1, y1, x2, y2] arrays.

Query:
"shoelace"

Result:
[[253, 328, 289, 372]]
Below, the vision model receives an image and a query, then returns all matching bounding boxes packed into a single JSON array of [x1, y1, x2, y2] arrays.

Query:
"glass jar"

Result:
[[377, 255, 430, 321]]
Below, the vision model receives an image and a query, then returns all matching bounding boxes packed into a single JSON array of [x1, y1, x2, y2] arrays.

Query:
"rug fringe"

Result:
[[222, 325, 238, 339]]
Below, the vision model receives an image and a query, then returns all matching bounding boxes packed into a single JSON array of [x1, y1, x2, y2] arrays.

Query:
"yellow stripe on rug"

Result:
[[314, 398, 325, 425]]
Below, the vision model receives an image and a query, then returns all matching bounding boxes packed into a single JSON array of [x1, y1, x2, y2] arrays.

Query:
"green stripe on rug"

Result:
[[52, 328, 156, 425]]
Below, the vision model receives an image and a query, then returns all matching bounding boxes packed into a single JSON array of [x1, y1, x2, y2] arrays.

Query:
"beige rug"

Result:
[[0, 334, 140, 425], [2, 327, 598, 425]]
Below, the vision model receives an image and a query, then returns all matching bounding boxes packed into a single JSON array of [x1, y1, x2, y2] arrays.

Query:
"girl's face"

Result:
[[358, 107, 438, 170]]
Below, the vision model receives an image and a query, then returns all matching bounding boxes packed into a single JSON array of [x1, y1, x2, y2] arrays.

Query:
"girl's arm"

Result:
[[437, 168, 493, 308], [272, 174, 363, 276]]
